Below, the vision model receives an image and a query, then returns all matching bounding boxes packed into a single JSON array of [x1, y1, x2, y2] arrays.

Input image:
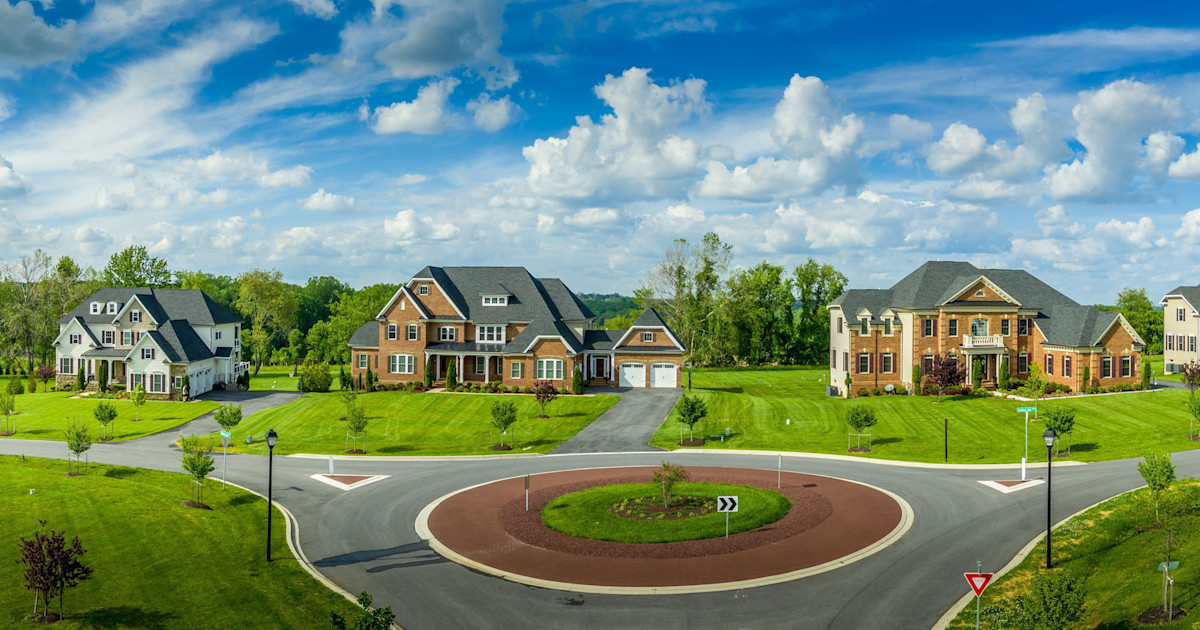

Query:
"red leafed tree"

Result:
[[927, 355, 968, 403], [17, 521, 93, 621], [35, 365, 55, 392], [533, 380, 558, 418]]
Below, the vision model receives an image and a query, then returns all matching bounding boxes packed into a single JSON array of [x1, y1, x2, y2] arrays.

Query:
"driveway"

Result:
[[551, 387, 682, 454]]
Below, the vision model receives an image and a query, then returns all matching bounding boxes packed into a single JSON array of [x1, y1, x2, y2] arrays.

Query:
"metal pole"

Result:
[[1046, 442, 1052, 569], [525, 474, 530, 512], [944, 418, 948, 463], [1024, 411, 1029, 463], [725, 512, 729, 538], [975, 559, 982, 630], [222, 445, 227, 489], [777, 454, 781, 489], [267, 444, 273, 562]]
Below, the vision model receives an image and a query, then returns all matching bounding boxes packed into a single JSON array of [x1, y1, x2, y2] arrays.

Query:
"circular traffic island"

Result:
[[418, 466, 911, 593]]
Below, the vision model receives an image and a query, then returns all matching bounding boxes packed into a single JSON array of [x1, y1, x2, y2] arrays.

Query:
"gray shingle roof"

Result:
[[831, 260, 1129, 348], [628, 308, 686, 350], [583, 330, 623, 351], [150, 320, 215, 363], [348, 322, 378, 348], [58, 288, 241, 326], [1163, 286, 1200, 311]]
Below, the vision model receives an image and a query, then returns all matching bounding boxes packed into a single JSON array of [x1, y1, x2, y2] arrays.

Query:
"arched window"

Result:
[[970, 318, 988, 336]]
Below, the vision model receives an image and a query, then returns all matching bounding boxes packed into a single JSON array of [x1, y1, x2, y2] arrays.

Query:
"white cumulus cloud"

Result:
[[287, 0, 337, 19], [468, 93, 519, 132], [301, 188, 355, 213], [369, 77, 460, 135]]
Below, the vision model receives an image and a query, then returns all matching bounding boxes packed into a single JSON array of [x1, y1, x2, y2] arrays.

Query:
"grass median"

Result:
[[651, 366, 1200, 464], [0, 455, 357, 628], [0, 392, 218, 443]]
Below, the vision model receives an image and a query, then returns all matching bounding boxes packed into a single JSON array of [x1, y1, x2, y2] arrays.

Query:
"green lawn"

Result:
[[0, 456, 357, 628], [213, 390, 620, 456], [543, 482, 790, 543], [650, 366, 1200, 464], [246, 365, 346, 392], [947, 482, 1200, 629], [0, 392, 218, 442], [1146, 354, 1186, 383]]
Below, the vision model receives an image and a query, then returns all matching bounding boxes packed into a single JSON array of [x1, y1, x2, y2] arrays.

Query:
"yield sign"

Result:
[[964, 573, 994, 597]]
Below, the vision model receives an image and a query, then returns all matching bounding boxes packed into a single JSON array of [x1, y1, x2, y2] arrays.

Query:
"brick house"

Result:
[[53, 288, 249, 400], [348, 266, 685, 389], [1160, 285, 1200, 373], [828, 261, 1145, 397]]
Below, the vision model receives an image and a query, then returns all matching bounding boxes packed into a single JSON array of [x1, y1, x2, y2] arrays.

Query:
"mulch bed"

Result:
[[846, 446, 871, 453], [98, 437, 114, 442], [499, 473, 832, 559], [994, 480, 1034, 488], [609, 496, 715, 520], [181, 501, 213, 510], [1191, 435, 1200, 442], [343, 449, 365, 454], [0, 431, 14, 437], [490, 445, 513, 451], [323, 475, 373, 485], [65, 472, 83, 477], [1138, 605, 1187, 625], [679, 438, 705, 446], [338, 416, 347, 422]]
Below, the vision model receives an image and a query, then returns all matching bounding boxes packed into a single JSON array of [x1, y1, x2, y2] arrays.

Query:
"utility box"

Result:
[[826, 385, 839, 398]]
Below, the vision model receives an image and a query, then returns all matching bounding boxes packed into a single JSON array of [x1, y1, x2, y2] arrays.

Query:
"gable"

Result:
[[124, 332, 166, 362], [616, 326, 684, 350], [112, 294, 159, 326], [53, 318, 97, 348], [407, 278, 464, 318], [1096, 313, 1146, 348], [941, 276, 1020, 306]]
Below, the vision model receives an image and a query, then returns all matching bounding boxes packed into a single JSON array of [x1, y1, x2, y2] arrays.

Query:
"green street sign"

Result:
[[220, 430, 232, 439], [1016, 407, 1036, 413]]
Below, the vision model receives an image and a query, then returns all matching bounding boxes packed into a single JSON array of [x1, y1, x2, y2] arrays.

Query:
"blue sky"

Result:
[[2, 0, 1200, 303]]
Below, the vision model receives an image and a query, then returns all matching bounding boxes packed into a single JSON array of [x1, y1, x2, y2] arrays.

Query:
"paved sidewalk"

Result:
[[551, 387, 681, 453]]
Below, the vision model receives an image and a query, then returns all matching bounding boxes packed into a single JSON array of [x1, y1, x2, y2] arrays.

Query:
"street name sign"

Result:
[[717, 496, 738, 512], [1016, 407, 1036, 413], [964, 572, 994, 597]]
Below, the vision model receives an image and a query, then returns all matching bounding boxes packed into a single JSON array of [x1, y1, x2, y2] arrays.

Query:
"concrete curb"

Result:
[[415, 467, 915, 595], [929, 486, 1143, 630], [670, 448, 1089, 469], [287, 452, 542, 461], [223, 480, 404, 630]]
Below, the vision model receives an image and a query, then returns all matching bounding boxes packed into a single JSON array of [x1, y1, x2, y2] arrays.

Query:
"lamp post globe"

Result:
[[266, 428, 278, 562], [1043, 427, 1056, 569]]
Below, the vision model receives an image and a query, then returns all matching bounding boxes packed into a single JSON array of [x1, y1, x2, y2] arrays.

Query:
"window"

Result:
[[151, 373, 164, 393], [215, 331, 222, 340], [142, 348, 156, 360], [844, 352, 849, 372], [174, 376, 182, 389], [130, 310, 141, 323], [1180, 334, 1187, 352], [69, 333, 81, 345], [947, 319, 958, 337], [60, 357, 72, 374], [475, 356, 486, 374], [103, 330, 113, 345], [1045, 354, 1054, 375], [122, 331, 132, 345], [1018, 353, 1028, 373], [1018, 318, 1029, 336], [417, 285, 429, 296], [831, 350, 837, 369], [478, 326, 504, 342], [439, 326, 456, 342], [1001, 319, 1010, 336], [90, 302, 101, 314], [107, 302, 118, 314], [924, 318, 934, 337], [642, 331, 655, 342], [482, 296, 507, 306], [922, 354, 933, 374], [388, 354, 415, 374], [884, 319, 893, 335], [536, 359, 564, 380], [858, 353, 870, 374], [407, 324, 419, 341], [837, 317, 842, 333], [1102, 356, 1113, 378], [1121, 356, 1131, 378], [1168, 335, 1176, 351], [387, 323, 398, 340], [970, 318, 988, 336], [860, 319, 869, 335], [881, 353, 894, 374], [511, 361, 522, 379], [1064, 356, 1072, 377], [1192, 336, 1197, 353], [1179, 307, 1187, 322], [975, 290, 985, 297], [358, 353, 368, 369]]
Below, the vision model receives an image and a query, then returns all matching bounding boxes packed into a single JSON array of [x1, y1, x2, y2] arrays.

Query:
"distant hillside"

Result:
[[578, 293, 639, 325]]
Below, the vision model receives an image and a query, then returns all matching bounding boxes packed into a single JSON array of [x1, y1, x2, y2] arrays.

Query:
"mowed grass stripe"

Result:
[[651, 366, 1200, 464], [0, 392, 218, 442], [217, 390, 620, 456]]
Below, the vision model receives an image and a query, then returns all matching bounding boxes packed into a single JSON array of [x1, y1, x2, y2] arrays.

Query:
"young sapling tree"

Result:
[[675, 394, 707, 443], [64, 419, 92, 475], [180, 434, 217, 507], [130, 383, 146, 420], [93, 402, 117, 441], [533, 380, 557, 418], [489, 399, 518, 449], [650, 462, 688, 508], [844, 405, 879, 450]]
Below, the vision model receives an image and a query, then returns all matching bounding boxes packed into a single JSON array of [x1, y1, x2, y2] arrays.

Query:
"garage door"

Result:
[[619, 362, 645, 388], [651, 363, 677, 388]]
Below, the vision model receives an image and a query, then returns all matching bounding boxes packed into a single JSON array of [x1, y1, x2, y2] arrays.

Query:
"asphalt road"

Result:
[[2, 389, 1192, 630], [552, 388, 681, 453]]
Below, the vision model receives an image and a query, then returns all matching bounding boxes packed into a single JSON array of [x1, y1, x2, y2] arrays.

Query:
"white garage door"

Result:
[[619, 362, 645, 388], [651, 363, 677, 388]]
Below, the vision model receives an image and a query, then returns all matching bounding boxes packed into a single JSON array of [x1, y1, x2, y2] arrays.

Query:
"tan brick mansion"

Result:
[[828, 261, 1145, 397]]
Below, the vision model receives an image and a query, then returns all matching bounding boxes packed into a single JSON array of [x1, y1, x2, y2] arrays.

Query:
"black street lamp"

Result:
[[1043, 427, 1057, 569], [266, 428, 278, 562]]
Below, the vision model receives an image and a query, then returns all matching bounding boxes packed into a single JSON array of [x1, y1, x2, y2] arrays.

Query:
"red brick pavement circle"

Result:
[[425, 466, 905, 589]]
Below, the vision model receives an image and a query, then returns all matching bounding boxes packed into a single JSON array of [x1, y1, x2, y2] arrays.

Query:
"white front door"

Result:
[[651, 363, 677, 388], [619, 362, 645, 388]]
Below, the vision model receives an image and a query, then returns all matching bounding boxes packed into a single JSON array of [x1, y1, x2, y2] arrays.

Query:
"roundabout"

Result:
[[416, 465, 913, 593]]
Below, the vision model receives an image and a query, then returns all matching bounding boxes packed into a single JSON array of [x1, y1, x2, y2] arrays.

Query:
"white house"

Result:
[[53, 288, 248, 399]]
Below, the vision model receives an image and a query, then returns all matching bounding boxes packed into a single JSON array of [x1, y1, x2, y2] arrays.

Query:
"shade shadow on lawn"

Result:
[[101, 467, 138, 479], [78, 605, 177, 629], [375, 444, 418, 454], [873, 437, 902, 445], [227, 494, 256, 506]]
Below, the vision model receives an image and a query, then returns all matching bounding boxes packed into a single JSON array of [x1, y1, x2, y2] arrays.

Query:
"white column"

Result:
[[484, 356, 489, 383]]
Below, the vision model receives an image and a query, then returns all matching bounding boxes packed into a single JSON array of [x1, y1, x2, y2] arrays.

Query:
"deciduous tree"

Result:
[[180, 434, 216, 506], [214, 403, 242, 432], [927, 355, 967, 403], [130, 383, 146, 420], [0, 250, 54, 379], [845, 405, 878, 450], [0, 390, 15, 435], [35, 365, 54, 392], [329, 591, 395, 630], [533, 380, 557, 418], [346, 396, 368, 453], [650, 462, 688, 508], [64, 419, 91, 474], [675, 394, 707, 442], [17, 521, 93, 621], [93, 402, 117, 441], [236, 269, 297, 376], [724, 261, 794, 365], [1043, 408, 1075, 455], [489, 400, 517, 448], [792, 258, 847, 366], [101, 245, 172, 287]]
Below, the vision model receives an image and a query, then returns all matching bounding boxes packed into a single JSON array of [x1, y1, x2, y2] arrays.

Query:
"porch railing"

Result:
[[961, 334, 1003, 348]]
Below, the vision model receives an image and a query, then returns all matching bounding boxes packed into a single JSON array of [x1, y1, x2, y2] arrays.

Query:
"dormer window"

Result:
[[90, 302, 101, 315], [417, 285, 429, 296], [482, 296, 508, 306], [641, 331, 655, 343], [107, 302, 118, 314], [130, 310, 141, 323], [69, 333, 81, 345]]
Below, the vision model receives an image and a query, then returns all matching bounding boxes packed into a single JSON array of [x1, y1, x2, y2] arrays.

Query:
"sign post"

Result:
[[219, 430, 232, 489], [1017, 407, 1036, 479], [964, 563, 994, 630], [525, 474, 530, 512], [777, 454, 782, 489], [717, 496, 738, 537]]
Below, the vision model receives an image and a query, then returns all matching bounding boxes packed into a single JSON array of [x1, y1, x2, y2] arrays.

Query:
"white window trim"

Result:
[[107, 302, 118, 314], [642, 331, 655, 342], [477, 325, 505, 343], [174, 376, 183, 389], [482, 296, 508, 306], [857, 353, 870, 374], [1178, 307, 1186, 322], [947, 319, 958, 338], [103, 330, 114, 345], [407, 324, 419, 341], [511, 362, 522, 379], [439, 326, 456, 342], [122, 330, 132, 345], [387, 323, 398, 340], [151, 373, 165, 393], [475, 356, 486, 374], [389, 354, 415, 374], [131, 309, 141, 323], [90, 302, 101, 314], [536, 359, 564, 380], [358, 353, 368, 369], [418, 285, 429, 295], [215, 331, 222, 340]]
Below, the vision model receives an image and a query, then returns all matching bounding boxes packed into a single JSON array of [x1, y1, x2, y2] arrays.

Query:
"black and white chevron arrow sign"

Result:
[[717, 496, 738, 513]]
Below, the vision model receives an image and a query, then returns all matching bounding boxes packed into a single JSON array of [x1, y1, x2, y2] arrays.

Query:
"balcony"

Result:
[[961, 334, 1003, 348]]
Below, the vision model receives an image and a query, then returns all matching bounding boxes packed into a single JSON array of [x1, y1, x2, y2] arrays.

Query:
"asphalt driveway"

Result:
[[551, 387, 682, 453]]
